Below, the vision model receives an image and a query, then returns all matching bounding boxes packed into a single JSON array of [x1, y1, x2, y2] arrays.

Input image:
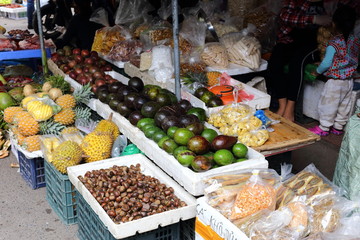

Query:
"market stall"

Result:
[[1, 0, 360, 239]]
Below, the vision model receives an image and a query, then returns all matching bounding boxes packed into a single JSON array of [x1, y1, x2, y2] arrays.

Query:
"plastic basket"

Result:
[[180, 218, 195, 240], [45, 160, 77, 225], [18, 150, 46, 189], [77, 192, 181, 240]]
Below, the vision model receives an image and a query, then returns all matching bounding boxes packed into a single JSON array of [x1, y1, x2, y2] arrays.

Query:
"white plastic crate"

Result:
[[0, 6, 27, 20], [196, 197, 249, 240], [94, 100, 268, 196], [206, 59, 268, 76], [67, 154, 197, 239]]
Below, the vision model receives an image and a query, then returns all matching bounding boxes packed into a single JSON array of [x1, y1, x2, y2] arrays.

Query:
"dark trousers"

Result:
[[267, 42, 318, 101], [27, 0, 35, 28]]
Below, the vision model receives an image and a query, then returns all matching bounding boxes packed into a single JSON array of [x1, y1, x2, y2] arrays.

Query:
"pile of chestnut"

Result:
[[78, 164, 187, 224]]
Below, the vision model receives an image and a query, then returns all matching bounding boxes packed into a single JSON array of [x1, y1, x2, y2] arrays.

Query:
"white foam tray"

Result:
[[93, 100, 268, 196], [182, 78, 271, 114], [99, 54, 126, 68], [206, 59, 268, 76], [67, 154, 197, 239], [196, 197, 249, 240]]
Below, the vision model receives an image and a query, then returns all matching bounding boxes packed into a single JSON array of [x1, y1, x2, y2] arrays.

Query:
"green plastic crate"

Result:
[[45, 160, 77, 225], [77, 192, 180, 240]]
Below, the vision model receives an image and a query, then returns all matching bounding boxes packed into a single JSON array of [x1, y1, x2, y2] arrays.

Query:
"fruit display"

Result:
[[93, 75, 252, 172], [78, 164, 187, 224], [0, 129, 10, 158], [208, 104, 269, 147], [50, 46, 114, 92]]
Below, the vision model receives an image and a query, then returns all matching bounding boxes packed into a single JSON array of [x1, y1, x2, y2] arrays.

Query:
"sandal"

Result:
[[330, 127, 344, 135], [308, 126, 329, 136]]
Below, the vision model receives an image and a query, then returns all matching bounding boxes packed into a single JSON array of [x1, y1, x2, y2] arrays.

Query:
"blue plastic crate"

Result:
[[45, 160, 77, 225], [77, 192, 180, 240], [180, 218, 195, 240], [18, 150, 46, 189]]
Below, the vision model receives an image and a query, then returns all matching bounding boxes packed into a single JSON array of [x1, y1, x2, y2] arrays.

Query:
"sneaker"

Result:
[[330, 127, 344, 135], [308, 126, 329, 136]]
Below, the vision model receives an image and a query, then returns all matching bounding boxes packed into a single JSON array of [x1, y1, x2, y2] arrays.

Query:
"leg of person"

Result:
[[27, 0, 35, 29], [331, 80, 354, 134], [266, 43, 293, 115], [286, 46, 318, 122]]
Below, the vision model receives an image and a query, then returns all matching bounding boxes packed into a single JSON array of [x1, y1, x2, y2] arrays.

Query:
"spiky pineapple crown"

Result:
[[39, 120, 66, 135], [73, 83, 94, 105]]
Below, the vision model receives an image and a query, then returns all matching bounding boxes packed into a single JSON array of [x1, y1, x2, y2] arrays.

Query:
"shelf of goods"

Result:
[[67, 154, 197, 239], [0, 48, 52, 61], [195, 197, 249, 240], [0, 6, 26, 19], [124, 62, 271, 112], [48, 59, 268, 196], [206, 59, 268, 76]]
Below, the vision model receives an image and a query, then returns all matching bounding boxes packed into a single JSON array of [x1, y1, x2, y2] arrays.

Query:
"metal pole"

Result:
[[35, 0, 48, 75], [171, 0, 181, 101]]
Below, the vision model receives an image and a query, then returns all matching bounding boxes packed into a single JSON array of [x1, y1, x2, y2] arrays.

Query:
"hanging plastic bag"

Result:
[[90, 8, 110, 27], [157, 0, 172, 21], [114, 0, 154, 26]]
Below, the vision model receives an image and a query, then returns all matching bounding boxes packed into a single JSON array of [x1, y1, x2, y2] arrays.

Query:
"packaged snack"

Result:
[[201, 42, 229, 69], [107, 39, 143, 62]]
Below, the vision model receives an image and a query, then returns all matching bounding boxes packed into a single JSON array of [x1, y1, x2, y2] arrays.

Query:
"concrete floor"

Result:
[[0, 17, 345, 239]]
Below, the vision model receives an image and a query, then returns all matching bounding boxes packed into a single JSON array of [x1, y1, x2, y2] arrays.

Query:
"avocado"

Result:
[[141, 101, 161, 118]]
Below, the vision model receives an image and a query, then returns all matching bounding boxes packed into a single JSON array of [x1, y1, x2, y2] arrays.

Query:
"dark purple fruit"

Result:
[[178, 99, 192, 112], [128, 77, 144, 92], [124, 92, 139, 109], [108, 81, 125, 93], [186, 122, 204, 135], [207, 96, 223, 107], [128, 111, 144, 125], [118, 86, 137, 102], [211, 135, 238, 151], [154, 109, 174, 127], [116, 102, 132, 117], [179, 114, 200, 127], [161, 115, 182, 132], [133, 95, 149, 110]]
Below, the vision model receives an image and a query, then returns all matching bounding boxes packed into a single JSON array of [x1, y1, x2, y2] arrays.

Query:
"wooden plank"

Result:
[[253, 110, 320, 152]]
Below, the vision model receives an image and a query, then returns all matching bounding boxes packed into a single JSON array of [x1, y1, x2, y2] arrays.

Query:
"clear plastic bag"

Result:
[[204, 168, 281, 218], [200, 42, 229, 69], [237, 128, 269, 147], [148, 45, 174, 83], [107, 39, 143, 62], [91, 25, 132, 54], [90, 7, 110, 27], [114, 0, 154, 26]]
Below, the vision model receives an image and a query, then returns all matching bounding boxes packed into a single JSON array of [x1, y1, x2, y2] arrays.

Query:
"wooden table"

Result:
[[252, 110, 321, 157]]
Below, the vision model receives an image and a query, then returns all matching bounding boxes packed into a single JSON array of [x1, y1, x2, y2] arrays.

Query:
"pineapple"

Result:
[[28, 104, 55, 121], [93, 113, 120, 140], [56, 94, 76, 109], [22, 135, 41, 152], [74, 106, 91, 120], [39, 120, 66, 135], [182, 72, 208, 86], [206, 71, 222, 86], [81, 131, 113, 162], [12, 127, 26, 145], [4, 107, 24, 124], [73, 83, 93, 105], [61, 127, 80, 135], [12, 111, 32, 125], [54, 108, 76, 125], [52, 141, 83, 174], [17, 115, 39, 136]]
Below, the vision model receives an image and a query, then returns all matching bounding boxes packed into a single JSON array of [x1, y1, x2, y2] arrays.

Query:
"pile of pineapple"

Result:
[[4, 77, 93, 153]]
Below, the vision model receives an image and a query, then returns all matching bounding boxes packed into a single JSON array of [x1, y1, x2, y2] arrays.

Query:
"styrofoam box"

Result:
[[99, 54, 126, 68], [206, 59, 268, 76], [0, 6, 27, 19], [182, 78, 271, 114], [93, 100, 268, 196], [196, 197, 249, 240], [67, 154, 197, 239]]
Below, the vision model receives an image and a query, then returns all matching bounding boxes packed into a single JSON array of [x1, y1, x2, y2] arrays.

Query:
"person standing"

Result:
[[308, 5, 359, 136], [27, 0, 34, 29], [267, 0, 332, 122]]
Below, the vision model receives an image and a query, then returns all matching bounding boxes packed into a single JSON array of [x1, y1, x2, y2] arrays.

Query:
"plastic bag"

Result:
[[204, 168, 281, 218], [91, 25, 132, 54], [148, 45, 174, 83], [226, 35, 261, 69], [114, 0, 154, 26], [237, 128, 269, 147], [107, 39, 143, 62], [200, 42, 229, 69], [229, 170, 277, 221], [90, 7, 110, 27], [157, 0, 172, 21]]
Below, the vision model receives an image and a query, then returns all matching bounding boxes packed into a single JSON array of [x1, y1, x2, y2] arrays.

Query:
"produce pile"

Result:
[[0, 29, 54, 51], [79, 164, 187, 224], [204, 164, 360, 239]]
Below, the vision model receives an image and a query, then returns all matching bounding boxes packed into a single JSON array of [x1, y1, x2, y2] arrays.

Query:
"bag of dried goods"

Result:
[[237, 128, 269, 147], [107, 39, 143, 62], [229, 170, 277, 221], [204, 168, 281, 218], [201, 42, 229, 69], [91, 25, 132, 55]]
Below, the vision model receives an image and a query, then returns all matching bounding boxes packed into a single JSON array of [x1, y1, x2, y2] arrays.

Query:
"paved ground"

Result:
[[0, 16, 345, 240]]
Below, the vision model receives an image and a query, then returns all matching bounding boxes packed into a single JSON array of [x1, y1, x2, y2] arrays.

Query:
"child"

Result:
[[309, 5, 360, 136]]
